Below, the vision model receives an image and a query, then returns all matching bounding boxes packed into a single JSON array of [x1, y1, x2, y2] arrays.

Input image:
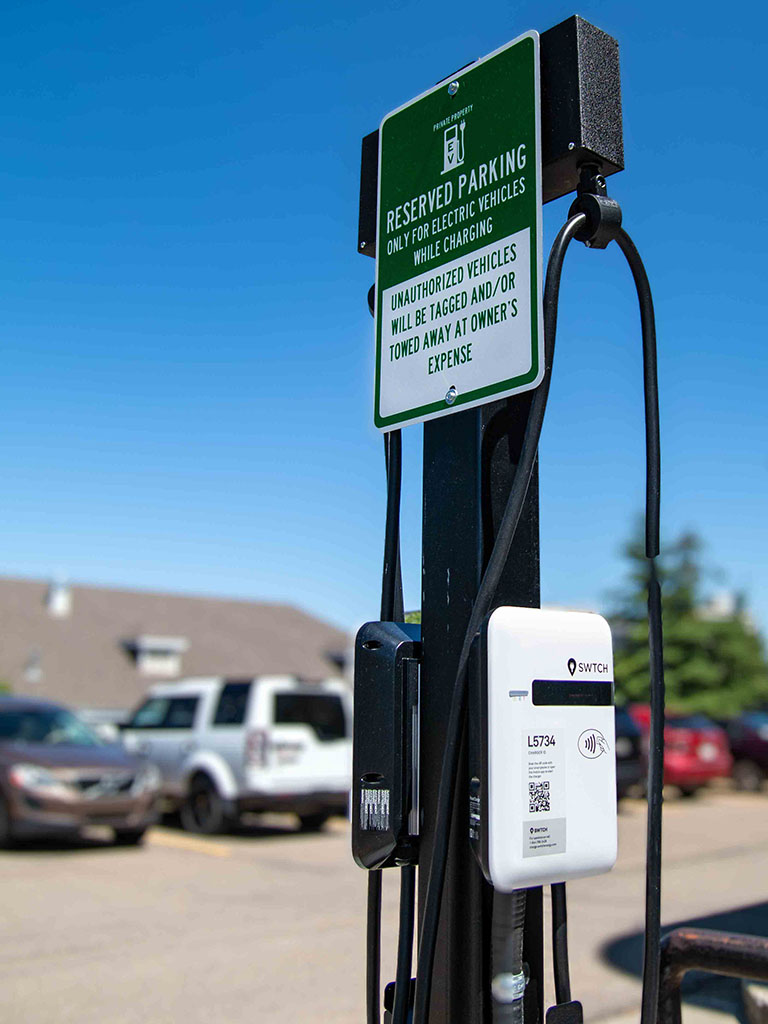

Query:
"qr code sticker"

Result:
[[528, 780, 550, 813]]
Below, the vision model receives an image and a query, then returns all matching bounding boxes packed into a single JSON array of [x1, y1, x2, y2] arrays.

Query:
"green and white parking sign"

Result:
[[374, 31, 543, 430]]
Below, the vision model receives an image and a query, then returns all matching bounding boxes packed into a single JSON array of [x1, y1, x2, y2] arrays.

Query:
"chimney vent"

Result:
[[46, 579, 72, 619]]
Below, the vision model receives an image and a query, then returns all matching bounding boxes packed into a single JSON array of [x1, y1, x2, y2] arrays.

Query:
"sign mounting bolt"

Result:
[[448, 80, 460, 96], [445, 386, 458, 405]]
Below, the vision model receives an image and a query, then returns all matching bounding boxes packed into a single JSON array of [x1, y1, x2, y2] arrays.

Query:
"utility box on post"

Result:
[[540, 15, 623, 202]]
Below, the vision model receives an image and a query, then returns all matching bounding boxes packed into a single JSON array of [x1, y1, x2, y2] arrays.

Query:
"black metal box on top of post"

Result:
[[357, 14, 623, 258], [540, 15, 623, 202]]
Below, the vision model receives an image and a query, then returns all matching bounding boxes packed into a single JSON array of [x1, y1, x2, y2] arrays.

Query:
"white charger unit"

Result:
[[469, 606, 617, 891]]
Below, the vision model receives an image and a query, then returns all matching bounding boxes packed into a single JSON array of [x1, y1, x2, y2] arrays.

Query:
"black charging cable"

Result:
[[381, 430, 405, 623], [412, 210, 587, 1024], [551, 883, 571, 1006], [543, 186, 664, 1024], [366, 276, 416, 1024], [367, 869, 383, 1024], [392, 862, 416, 1024], [366, 426, 405, 1024], [381, 429, 418, 1024], [412, 202, 665, 1024], [612, 226, 665, 1024]]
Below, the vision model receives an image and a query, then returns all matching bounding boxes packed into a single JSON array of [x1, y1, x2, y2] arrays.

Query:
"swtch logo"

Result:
[[568, 658, 610, 676]]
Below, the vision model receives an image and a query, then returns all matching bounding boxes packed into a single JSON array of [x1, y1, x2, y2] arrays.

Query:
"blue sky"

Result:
[[0, 0, 765, 635]]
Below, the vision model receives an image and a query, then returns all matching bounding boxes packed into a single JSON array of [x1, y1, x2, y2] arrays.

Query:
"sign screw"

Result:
[[448, 81, 460, 96], [445, 386, 458, 405], [360, 241, 366, 249], [568, 142, 576, 151]]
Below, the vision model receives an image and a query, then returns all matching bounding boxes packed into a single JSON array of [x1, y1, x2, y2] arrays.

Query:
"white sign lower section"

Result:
[[377, 228, 534, 422]]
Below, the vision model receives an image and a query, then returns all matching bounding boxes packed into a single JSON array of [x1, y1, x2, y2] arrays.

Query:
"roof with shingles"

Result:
[[0, 577, 349, 711]]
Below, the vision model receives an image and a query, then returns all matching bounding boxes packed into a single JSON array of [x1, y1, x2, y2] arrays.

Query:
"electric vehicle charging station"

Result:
[[469, 607, 617, 891], [353, 15, 667, 1024]]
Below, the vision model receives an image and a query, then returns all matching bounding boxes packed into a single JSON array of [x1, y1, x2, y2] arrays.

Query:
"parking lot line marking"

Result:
[[148, 829, 231, 858]]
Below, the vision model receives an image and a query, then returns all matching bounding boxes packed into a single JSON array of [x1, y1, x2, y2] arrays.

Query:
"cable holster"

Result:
[[352, 621, 420, 870], [567, 164, 623, 249]]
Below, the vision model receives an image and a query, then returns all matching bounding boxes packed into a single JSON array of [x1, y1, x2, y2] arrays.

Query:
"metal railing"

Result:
[[659, 927, 768, 1024]]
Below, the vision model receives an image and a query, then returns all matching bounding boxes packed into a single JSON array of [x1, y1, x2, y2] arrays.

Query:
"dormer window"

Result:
[[124, 635, 188, 677]]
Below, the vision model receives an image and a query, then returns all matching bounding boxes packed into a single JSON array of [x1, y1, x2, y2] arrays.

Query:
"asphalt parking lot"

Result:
[[1, 790, 767, 1023]]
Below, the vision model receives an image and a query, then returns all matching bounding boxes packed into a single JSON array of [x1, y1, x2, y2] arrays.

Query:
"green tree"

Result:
[[609, 526, 768, 716]]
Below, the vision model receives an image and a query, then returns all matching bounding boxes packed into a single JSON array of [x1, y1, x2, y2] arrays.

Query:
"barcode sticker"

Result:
[[360, 788, 390, 831]]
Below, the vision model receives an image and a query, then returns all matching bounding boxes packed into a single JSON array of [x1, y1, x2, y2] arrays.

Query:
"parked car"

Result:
[[77, 708, 131, 744], [629, 705, 732, 796], [0, 696, 160, 846], [122, 676, 352, 833], [722, 712, 768, 791], [615, 705, 645, 798]]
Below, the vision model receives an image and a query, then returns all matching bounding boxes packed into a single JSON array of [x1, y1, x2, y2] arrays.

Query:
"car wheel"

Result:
[[733, 759, 764, 793], [113, 827, 147, 846], [180, 775, 229, 834], [298, 812, 330, 832], [0, 797, 15, 849], [679, 786, 699, 799]]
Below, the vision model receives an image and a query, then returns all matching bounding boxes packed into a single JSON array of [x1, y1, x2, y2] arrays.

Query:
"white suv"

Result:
[[122, 676, 352, 833]]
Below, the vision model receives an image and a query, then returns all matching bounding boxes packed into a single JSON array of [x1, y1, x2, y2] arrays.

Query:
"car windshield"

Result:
[[0, 707, 103, 747]]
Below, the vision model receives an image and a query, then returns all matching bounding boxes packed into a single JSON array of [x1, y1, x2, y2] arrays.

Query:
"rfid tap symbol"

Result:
[[578, 729, 610, 759]]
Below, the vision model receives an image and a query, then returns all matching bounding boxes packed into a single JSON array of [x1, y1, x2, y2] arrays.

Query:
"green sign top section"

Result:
[[374, 32, 542, 430]]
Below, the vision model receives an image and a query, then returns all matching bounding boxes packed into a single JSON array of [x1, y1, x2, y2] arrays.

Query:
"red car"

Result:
[[629, 705, 733, 796]]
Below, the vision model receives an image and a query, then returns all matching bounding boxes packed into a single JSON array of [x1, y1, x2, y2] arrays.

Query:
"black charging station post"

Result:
[[421, 397, 543, 1023], [357, 16, 624, 1022]]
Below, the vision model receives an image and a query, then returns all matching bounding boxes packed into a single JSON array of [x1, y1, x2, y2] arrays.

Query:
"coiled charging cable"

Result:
[[614, 226, 665, 1024], [412, 210, 586, 1024], [411, 207, 665, 1024], [548, 217, 664, 1024]]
